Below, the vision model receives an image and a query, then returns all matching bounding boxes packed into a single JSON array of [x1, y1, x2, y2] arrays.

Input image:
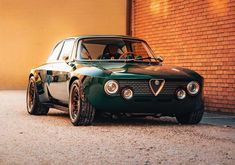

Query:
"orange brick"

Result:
[[132, 0, 235, 113]]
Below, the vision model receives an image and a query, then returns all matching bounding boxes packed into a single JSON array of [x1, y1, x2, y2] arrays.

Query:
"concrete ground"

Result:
[[0, 90, 234, 165]]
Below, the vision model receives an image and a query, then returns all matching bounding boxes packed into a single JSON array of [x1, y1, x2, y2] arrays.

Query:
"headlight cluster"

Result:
[[104, 80, 200, 100], [122, 88, 133, 100], [104, 80, 134, 99], [104, 80, 119, 95], [187, 81, 200, 95], [176, 89, 186, 100], [176, 81, 200, 100]]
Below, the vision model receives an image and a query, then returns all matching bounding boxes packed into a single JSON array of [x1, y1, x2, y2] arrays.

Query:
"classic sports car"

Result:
[[26, 35, 204, 126]]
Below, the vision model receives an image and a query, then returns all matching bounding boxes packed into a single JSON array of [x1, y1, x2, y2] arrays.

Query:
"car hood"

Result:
[[83, 62, 202, 80]]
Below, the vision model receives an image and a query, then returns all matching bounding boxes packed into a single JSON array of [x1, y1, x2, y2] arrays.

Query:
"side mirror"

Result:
[[156, 56, 164, 62], [62, 55, 69, 61]]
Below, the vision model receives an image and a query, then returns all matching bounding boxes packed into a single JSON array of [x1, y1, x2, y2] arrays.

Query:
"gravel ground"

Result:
[[0, 90, 234, 165]]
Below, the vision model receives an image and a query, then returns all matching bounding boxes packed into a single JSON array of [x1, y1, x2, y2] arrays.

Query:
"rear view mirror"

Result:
[[156, 56, 164, 62], [62, 55, 69, 61]]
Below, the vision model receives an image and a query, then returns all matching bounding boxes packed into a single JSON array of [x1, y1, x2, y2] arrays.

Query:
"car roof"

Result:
[[65, 35, 144, 41]]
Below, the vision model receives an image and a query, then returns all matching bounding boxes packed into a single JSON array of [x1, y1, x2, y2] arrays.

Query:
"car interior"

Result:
[[78, 38, 150, 61]]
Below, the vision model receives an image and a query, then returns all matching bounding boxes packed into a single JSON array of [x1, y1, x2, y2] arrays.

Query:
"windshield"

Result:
[[77, 38, 156, 62]]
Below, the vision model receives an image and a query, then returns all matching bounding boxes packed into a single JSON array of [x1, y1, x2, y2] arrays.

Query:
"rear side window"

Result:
[[47, 41, 64, 62], [58, 39, 75, 60]]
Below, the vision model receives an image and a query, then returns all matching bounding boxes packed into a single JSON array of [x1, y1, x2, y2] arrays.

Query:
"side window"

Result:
[[47, 41, 64, 62], [58, 39, 75, 60]]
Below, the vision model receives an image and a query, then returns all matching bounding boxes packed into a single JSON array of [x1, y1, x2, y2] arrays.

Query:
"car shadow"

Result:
[[93, 116, 178, 126], [46, 110, 179, 126], [23, 109, 210, 127], [47, 112, 68, 117]]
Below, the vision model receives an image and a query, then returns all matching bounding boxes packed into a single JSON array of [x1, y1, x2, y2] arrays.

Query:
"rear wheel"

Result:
[[26, 77, 49, 115], [176, 109, 204, 124], [69, 80, 95, 126]]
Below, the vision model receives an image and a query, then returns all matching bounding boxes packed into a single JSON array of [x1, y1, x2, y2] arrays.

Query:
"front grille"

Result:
[[118, 80, 188, 96]]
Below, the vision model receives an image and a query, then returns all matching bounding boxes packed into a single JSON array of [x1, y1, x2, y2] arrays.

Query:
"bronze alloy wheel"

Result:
[[70, 85, 81, 120], [27, 79, 35, 112], [26, 77, 49, 115], [69, 80, 96, 126]]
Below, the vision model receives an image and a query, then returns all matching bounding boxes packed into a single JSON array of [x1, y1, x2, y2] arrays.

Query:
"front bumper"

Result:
[[84, 78, 204, 115], [90, 95, 203, 115]]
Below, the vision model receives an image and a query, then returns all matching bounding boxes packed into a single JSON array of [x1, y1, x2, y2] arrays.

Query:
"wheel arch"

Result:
[[69, 77, 78, 91], [69, 75, 87, 91], [29, 73, 34, 79]]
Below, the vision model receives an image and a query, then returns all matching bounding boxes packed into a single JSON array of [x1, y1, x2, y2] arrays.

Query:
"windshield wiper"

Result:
[[141, 56, 163, 62], [125, 57, 163, 63]]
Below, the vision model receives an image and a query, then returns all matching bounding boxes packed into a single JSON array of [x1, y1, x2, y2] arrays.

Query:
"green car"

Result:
[[26, 35, 204, 126]]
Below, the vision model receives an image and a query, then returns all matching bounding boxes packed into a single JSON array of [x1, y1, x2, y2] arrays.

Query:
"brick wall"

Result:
[[132, 0, 235, 113]]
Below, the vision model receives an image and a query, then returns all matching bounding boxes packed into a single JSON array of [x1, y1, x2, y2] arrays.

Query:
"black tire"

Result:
[[69, 80, 95, 126], [26, 77, 49, 115], [176, 109, 204, 124]]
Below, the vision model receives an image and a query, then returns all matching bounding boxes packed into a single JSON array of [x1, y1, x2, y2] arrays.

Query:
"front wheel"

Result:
[[176, 109, 204, 124], [26, 77, 49, 115], [69, 80, 95, 126]]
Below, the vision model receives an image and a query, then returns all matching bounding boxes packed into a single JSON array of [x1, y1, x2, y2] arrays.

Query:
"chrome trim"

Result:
[[122, 88, 134, 100], [176, 89, 186, 100], [104, 80, 119, 95], [149, 79, 165, 96], [187, 81, 200, 95]]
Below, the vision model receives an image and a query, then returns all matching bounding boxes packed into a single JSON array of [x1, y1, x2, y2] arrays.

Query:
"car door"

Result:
[[37, 40, 64, 101], [47, 39, 75, 104]]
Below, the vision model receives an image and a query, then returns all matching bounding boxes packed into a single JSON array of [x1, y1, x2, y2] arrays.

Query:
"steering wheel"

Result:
[[119, 52, 135, 59]]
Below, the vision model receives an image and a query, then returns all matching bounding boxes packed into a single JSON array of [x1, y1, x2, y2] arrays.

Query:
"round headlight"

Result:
[[104, 80, 119, 95], [187, 81, 200, 95], [122, 88, 133, 100], [176, 89, 186, 100]]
